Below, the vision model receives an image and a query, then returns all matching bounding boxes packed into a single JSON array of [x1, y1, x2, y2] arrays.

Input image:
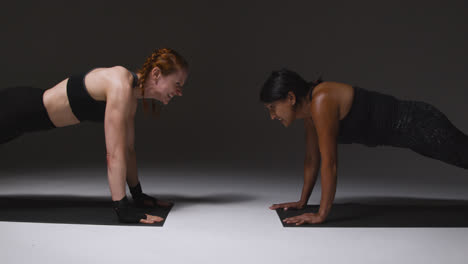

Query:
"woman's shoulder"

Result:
[[101, 66, 132, 83], [314, 81, 350, 90], [310, 81, 354, 121], [87, 65, 131, 80], [94, 66, 133, 90], [310, 81, 338, 99], [309, 81, 352, 109], [109, 65, 131, 74], [312, 81, 353, 97], [85, 66, 134, 101]]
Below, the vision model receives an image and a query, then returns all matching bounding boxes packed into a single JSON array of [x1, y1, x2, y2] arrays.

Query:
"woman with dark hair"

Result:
[[260, 69, 468, 225], [0, 48, 189, 224]]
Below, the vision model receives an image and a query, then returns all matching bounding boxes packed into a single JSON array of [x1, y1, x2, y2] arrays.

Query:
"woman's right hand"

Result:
[[269, 201, 306, 211], [140, 214, 164, 224]]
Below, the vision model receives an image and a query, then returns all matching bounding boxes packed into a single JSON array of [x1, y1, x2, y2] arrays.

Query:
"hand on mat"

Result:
[[113, 197, 165, 224], [140, 214, 164, 224], [283, 213, 325, 225], [269, 201, 305, 211]]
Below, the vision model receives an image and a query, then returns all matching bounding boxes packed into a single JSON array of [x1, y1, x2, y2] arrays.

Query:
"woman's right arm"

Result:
[[103, 67, 164, 224], [298, 118, 321, 206], [103, 70, 163, 224]]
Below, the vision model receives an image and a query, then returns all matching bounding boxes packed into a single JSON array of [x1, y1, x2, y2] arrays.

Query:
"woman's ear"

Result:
[[287, 91, 296, 106], [151, 67, 161, 80]]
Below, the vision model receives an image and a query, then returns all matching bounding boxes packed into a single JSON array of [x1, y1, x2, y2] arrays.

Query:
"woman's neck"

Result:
[[133, 72, 144, 99], [294, 100, 312, 120]]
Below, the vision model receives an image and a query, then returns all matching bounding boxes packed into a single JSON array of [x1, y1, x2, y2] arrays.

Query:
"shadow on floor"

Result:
[[0, 195, 171, 226], [277, 196, 468, 227], [0, 192, 256, 225]]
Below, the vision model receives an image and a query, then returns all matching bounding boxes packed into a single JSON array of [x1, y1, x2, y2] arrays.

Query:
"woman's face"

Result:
[[264, 91, 297, 127], [144, 67, 188, 105]]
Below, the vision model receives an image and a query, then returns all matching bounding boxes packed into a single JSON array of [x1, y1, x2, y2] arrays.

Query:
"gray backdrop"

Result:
[[0, 0, 467, 177]]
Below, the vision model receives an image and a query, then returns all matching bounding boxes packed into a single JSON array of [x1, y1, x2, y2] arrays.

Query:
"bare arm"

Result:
[[269, 107, 323, 211], [100, 67, 163, 224], [311, 92, 339, 219], [299, 118, 322, 205], [283, 91, 340, 225], [125, 116, 139, 188], [104, 82, 133, 201]]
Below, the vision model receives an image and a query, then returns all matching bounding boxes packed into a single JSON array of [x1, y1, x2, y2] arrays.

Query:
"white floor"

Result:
[[1, 166, 468, 264]]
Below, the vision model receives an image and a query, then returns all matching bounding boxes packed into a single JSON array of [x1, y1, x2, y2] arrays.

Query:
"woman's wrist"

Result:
[[129, 182, 143, 198], [318, 206, 331, 219]]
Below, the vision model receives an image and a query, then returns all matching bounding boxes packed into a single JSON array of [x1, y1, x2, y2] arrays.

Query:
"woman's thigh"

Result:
[[388, 101, 468, 169]]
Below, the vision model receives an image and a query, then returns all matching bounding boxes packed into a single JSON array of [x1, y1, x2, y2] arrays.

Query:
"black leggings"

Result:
[[387, 100, 468, 169], [0, 86, 56, 144]]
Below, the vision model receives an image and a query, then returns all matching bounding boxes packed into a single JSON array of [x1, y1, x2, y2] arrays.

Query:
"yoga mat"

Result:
[[276, 199, 468, 227], [0, 195, 172, 226]]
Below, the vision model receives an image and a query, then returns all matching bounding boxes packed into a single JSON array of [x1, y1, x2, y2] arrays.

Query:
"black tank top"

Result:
[[67, 68, 138, 122], [337, 86, 400, 147]]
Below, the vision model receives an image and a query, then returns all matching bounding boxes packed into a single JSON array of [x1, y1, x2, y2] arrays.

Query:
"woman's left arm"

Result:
[[125, 116, 139, 188], [125, 105, 172, 208], [123, 96, 159, 207]]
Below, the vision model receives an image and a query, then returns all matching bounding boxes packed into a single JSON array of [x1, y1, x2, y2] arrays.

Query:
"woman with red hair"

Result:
[[0, 48, 189, 224]]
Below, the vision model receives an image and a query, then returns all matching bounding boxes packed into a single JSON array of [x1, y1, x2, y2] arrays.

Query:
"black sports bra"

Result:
[[66, 68, 138, 122]]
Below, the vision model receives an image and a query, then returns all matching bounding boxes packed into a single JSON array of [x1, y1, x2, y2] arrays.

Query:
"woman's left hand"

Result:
[[283, 213, 326, 225]]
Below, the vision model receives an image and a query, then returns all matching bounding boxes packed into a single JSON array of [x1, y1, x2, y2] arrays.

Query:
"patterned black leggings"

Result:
[[387, 100, 468, 169]]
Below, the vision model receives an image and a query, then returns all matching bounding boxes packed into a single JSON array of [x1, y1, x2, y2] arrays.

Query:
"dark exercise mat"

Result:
[[276, 198, 468, 227], [0, 195, 172, 226]]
